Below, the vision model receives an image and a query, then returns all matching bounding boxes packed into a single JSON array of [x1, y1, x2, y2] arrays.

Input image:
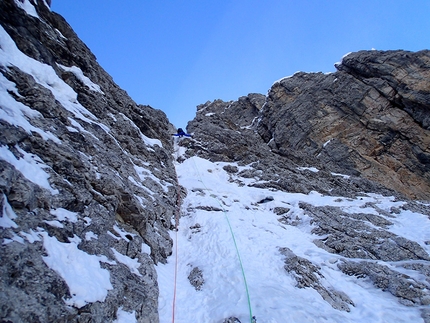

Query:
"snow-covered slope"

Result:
[[156, 142, 430, 323]]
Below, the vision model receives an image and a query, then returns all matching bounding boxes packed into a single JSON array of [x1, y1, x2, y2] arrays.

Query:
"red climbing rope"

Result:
[[171, 170, 181, 322]]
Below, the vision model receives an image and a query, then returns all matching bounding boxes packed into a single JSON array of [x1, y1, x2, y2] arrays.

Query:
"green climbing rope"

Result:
[[191, 157, 254, 323]]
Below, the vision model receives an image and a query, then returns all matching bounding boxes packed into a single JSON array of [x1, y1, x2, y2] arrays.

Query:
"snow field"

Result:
[[157, 154, 427, 323]]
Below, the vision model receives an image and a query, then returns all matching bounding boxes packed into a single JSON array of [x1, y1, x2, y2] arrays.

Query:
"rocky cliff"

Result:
[[187, 50, 430, 201], [1, 1, 177, 322], [1, 0, 430, 322], [183, 49, 430, 322]]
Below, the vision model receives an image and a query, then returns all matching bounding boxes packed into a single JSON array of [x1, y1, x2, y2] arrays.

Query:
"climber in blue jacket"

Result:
[[173, 128, 192, 138]]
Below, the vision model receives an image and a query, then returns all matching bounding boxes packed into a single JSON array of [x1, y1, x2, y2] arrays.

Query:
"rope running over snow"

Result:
[[191, 156, 254, 323], [171, 142, 182, 323]]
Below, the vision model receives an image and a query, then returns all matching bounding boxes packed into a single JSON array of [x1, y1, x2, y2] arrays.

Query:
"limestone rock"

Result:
[[0, 1, 176, 321], [279, 247, 355, 312], [2, 0, 430, 321], [338, 260, 430, 306], [256, 50, 430, 200], [188, 266, 205, 291]]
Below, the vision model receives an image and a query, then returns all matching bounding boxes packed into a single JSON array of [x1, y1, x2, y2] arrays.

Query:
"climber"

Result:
[[173, 128, 192, 138]]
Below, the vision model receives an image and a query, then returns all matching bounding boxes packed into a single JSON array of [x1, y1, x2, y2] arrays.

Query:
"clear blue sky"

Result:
[[51, 1, 430, 128]]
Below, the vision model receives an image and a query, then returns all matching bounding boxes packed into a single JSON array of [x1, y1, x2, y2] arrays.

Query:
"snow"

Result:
[[331, 172, 350, 179], [272, 71, 302, 85], [58, 64, 104, 94], [0, 145, 58, 194], [141, 134, 163, 148], [14, 0, 39, 18], [141, 242, 151, 254], [0, 194, 18, 228], [113, 224, 137, 241], [3, 232, 25, 245], [0, 25, 110, 136], [111, 248, 142, 277], [116, 112, 163, 148], [323, 139, 332, 147], [298, 166, 319, 173], [156, 146, 428, 323], [387, 209, 430, 254], [41, 232, 114, 308], [50, 207, 78, 222], [114, 308, 137, 323], [41, 0, 51, 10], [44, 220, 64, 228], [0, 72, 60, 143], [85, 231, 98, 241], [20, 228, 42, 243]]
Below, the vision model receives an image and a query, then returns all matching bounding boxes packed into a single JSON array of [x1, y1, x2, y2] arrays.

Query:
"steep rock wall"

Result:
[[187, 50, 430, 200], [1, 1, 176, 322], [257, 50, 430, 200]]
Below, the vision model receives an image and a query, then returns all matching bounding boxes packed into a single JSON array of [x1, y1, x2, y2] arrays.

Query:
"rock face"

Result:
[[260, 50, 430, 200], [1, 1, 177, 322], [187, 50, 430, 201], [185, 50, 430, 321]]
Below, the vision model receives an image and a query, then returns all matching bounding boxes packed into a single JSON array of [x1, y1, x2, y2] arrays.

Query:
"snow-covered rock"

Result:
[[1, 0, 429, 322]]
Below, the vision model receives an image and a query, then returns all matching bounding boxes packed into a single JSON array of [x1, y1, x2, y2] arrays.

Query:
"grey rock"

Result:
[[188, 266, 205, 291], [279, 247, 354, 312], [0, 0, 177, 321], [301, 203, 430, 261], [255, 50, 430, 200], [422, 307, 430, 323], [223, 165, 239, 174], [338, 260, 430, 306], [222, 317, 242, 323], [272, 206, 290, 215], [257, 196, 274, 204]]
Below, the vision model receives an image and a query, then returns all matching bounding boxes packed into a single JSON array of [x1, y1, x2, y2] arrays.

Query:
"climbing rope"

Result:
[[190, 157, 255, 323], [171, 142, 182, 323]]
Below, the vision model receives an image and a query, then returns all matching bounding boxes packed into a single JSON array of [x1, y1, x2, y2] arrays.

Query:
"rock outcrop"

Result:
[[1, 1, 176, 322], [259, 50, 430, 200], [185, 49, 430, 321], [187, 50, 430, 201]]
